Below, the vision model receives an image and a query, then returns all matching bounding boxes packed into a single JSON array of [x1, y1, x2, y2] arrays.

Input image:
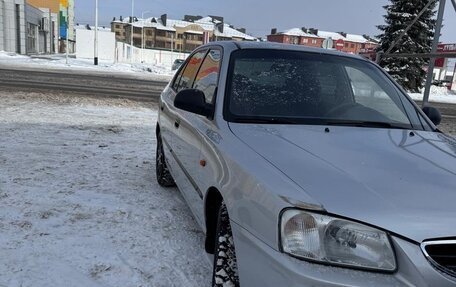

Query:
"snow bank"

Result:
[[409, 85, 456, 104], [0, 50, 29, 59], [0, 52, 175, 81], [0, 91, 210, 287]]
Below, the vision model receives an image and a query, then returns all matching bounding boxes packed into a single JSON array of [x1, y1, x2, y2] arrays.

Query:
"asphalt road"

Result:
[[0, 67, 168, 102]]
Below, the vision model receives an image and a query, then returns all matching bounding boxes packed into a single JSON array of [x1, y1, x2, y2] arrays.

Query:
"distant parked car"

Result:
[[156, 42, 455, 287], [172, 59, 185, 70], [432, 79, 452, 88]]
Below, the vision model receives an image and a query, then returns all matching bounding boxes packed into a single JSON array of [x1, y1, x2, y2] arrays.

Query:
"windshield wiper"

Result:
[[233, 117, 300, 124], [232, 118, 412, 129], [322, 120, 411, 130]]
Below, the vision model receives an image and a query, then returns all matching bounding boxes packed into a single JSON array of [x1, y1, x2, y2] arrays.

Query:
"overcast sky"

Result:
[[75, 0, 455, 42]]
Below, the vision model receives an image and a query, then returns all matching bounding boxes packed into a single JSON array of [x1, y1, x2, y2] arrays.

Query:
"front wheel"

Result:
[[155, 132, 175, 187], [212, 203, 240, 287]]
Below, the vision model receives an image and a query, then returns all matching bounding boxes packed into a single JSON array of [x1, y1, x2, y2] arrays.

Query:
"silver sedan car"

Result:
[[156, 41, 456, 286]]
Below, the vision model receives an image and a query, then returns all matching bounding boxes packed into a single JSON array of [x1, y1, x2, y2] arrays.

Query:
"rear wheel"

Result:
[[156, 133, 175, 187], [212, 203, 240, 287]]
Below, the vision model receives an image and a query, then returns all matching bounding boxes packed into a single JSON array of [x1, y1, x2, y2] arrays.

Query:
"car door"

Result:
[[158, 57, 190, 173], [164, 49, 207, 223], [174, 48, 222, 225]]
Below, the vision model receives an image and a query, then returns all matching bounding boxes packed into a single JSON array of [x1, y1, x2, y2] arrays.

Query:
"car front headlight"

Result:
[[280, 209, 396, 272]]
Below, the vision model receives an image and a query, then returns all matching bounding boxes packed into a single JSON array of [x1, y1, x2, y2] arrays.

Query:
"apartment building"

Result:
[[267, 27, 378, 56], [111, 16, 127, 42], [112, 14, 256, 53]]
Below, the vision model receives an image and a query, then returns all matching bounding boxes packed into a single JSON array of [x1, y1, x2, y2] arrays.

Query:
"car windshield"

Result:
[[226, 49, 427, 130]]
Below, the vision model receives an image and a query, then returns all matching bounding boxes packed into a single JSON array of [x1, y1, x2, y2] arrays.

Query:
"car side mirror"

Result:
[[422, 106, 442, 126], [174, 89, 214, 118]]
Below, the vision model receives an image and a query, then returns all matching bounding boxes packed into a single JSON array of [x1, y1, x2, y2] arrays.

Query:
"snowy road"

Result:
[[0, 68, 168, 102], [0, 91, 211, 287]]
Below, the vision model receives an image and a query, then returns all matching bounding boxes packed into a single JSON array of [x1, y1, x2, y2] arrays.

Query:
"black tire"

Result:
[[212, 203, 240, 287], [156, 133, 175, 187]]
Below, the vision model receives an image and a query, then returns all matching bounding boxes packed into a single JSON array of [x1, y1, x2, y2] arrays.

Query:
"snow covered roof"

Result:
[[280, 28, 319, 38], [317, 30, 346, 41], [75, 25, 111, 32], [312, 30, 377, 44], [133, 19, 176, 31], [215, 25, 256, 40], [112, 16, 133, 24], [345, 34, 378, 44], [185, 30, 204, 35], [195, 16, 221, 24], [345, 33, 368, 43], [118, 16, 256, 41]]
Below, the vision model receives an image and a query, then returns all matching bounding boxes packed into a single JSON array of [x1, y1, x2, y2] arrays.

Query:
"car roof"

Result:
[[201, 41, 367, 62]]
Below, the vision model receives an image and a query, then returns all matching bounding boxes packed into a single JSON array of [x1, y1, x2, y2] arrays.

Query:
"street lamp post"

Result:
[[66, 7, 69, 65], [130, 0, 134, 64], [423, 0, 446, 105], [141, 11, 151, 63], [94, 0, 98, 65]]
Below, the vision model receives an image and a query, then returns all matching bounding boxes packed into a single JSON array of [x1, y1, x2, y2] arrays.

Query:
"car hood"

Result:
[[229, 123, 456, 243]]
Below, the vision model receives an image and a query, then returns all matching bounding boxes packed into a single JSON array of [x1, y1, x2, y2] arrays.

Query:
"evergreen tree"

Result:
[[377, 0, 437, 92]]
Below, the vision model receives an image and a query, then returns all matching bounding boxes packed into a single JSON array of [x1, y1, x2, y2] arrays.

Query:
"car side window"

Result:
[[193, 50, 221, 103], [172, 62, 187, 91], [345, 66, 409, 123], [176, 50, 207, 92]]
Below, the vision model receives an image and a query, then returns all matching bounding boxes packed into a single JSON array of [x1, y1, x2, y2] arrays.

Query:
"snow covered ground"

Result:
[[0, 91, 211, 287], [409, 85, 456, 104], [0, 51, 175, 81]]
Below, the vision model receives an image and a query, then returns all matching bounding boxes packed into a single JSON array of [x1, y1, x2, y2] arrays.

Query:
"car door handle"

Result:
[[174, 119, 180, 129]]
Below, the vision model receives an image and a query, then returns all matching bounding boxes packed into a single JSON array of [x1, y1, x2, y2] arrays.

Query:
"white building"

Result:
[[0, 0, 26, 54]]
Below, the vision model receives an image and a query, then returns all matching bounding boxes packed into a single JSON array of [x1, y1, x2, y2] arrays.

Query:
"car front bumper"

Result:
[[231, 221, 456, 287]]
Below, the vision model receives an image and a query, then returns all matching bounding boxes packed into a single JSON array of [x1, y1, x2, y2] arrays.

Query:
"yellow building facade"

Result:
[[27, 0, 60, 14]]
